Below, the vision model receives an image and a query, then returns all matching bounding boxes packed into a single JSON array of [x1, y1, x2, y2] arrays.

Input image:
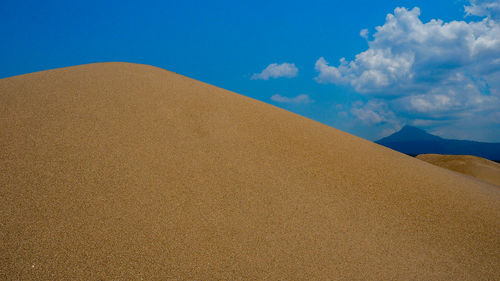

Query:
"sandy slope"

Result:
[[417, 154, 500, 187], [1, 63, 499, 280]]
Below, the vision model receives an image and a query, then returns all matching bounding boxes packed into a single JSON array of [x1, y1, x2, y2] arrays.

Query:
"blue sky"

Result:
[[2, 0, 500, 141]]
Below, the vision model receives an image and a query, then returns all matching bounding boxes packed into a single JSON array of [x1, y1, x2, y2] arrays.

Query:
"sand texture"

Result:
[[1, 63, 499, 280], [417, 154, 500, 187]]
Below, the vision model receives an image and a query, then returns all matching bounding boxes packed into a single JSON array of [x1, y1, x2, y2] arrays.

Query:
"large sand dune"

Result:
[[417, 154, 500, 187], [1, 63, 499, 280]]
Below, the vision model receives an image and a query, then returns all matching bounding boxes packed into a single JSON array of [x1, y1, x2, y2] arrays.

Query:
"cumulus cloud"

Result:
[[465, 0, 500, 19], [360, 28, 369, 39], [350, 100, 398, 125], [252, 63, 298, 80], [395, 78, 499, 117], [315, 4, 500, 138], [271, 94, 313, 104], [315, 7, 500, 96]]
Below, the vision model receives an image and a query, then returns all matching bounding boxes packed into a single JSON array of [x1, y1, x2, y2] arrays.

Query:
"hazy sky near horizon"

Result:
[[2, 0, 500, 142]]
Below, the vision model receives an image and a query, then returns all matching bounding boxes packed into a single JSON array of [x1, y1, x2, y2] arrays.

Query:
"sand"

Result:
[[417, 154, 500, 187], [1, 62, 499, 280]]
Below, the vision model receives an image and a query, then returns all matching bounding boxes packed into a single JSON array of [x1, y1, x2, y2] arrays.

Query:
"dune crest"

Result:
[[1, 63, 499, 280], [417, 154, 500, 187]]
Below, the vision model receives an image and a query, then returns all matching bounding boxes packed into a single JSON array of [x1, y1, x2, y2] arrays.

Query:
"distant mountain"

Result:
[[376, 126, 500, 161]]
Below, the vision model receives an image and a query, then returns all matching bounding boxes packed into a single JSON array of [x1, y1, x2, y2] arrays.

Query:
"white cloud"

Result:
[[411, 119, 448, 127], [395, 79, 500, 117], [314, 4, 500, 139], [252, 62, 298, 80], [350, 100, 397, 125], [315, 7, 500, 97], [360, 28, 369, 39], [465, 0, 500, 19], [408, 94, 453, 113], [271, 94, 313, 104], [314, 57, 343, 84]]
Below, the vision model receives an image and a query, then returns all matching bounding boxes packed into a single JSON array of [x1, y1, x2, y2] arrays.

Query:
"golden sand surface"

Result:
[[1, 63, 499, 280], [417, 154, 500, 187]]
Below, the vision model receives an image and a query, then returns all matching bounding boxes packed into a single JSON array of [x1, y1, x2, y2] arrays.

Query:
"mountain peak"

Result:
[[375, 125, 500, 160], [378, 125, 441, 143], [400, 125, 425, 132]]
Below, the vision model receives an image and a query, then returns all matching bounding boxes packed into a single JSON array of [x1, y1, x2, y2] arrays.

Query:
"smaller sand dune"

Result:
[[417, 154, 500, 186]]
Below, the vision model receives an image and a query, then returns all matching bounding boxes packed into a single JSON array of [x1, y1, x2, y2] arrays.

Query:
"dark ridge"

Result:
[[376, 126, 500, 161]]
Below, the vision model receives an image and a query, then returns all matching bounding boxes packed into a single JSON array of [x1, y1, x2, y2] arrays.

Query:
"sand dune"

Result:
[[1, 63, 499, 280], [417, 154, 500, 187]]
